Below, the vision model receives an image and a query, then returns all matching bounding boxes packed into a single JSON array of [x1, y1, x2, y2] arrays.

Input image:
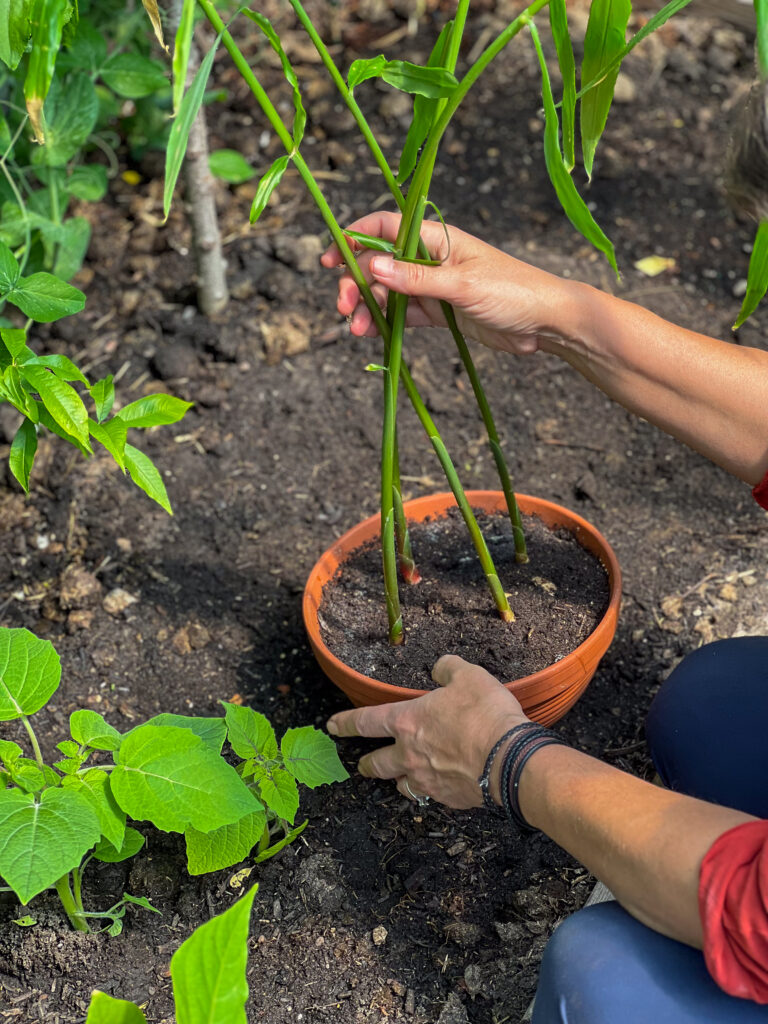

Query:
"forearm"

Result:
[[542, 283, 768, 485], [515, 744, 755, 946]]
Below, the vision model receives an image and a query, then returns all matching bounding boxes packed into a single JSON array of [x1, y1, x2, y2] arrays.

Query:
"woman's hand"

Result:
[[320, 210, 587, 356], [326, 654, 529, 809]]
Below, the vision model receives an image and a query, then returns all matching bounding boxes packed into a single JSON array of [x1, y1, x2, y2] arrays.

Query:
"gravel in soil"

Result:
[[0, 2, 767, 1022], [319, 509, 610, 688]]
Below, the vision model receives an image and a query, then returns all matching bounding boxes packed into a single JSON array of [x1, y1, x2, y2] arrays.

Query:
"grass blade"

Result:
[[549, 0, 577, 172], [580, 0, 632, 180], [734, 220, 768, 329]]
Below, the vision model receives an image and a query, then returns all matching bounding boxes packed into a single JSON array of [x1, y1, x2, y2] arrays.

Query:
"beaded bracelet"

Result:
[[477, 722, 549, 812]]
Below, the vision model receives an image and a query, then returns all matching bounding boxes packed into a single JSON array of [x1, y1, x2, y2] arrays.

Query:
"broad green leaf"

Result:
[[0, 241, 20, 292], [56, 740, 79, 758], [25, 354, 88, 385], [67, 165, 108, 202], [242, 10, 305, 147], [573, 0, 695, 105], [0, 366, 32, 418], [9, 417, 37, 492], [35, 73, 99, 166], [185, 808, 267, 875], [223, 703, 277, 760], [52, 217, 91, 282], [124, 443, 172, 514], [381, 60, 457, 99], [116, 393, 193, 429], [9, 273, 86, 322], [52, 758, 80, 775], [172, 0, 195, 113], [62, 769, 126, 849], [580, 0, 632, 179], [209, 149, 256, 184], [11, 761, 45, 792], [139, 714, 227, 753], [0, 628, 60, 720], [101, 53, 167, 99], [86, 990, 148, 1024], [348, 55, 388, 91], [397, 20, 453, 185], [24, 0, 71, 143], [257, 767, 298, 824], [281, 727, 349, 788], [734, 220, 768, 329], [112, 724, 260, 834], [530, 22, 618, 276], [164, 33, 222, 219], [249, 155, 289, 224], [70, 709, 121, 751], [19, 362, 89, 445], [0, 787, 100, 903], [253, 818, 307, 863], [58, 18, 106, 74], [0, 739, 23, 766], [0, 326, 26, 358], [171, 885, 258, 1024], [91, 825, 144, 863], [89, 375, 114, 422], [89, 417, 127, 471], [549, 0, 577, 172], [0, 0, 33, 70]]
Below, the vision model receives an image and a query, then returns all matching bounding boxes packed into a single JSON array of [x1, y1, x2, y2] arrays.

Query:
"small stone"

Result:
[[188, 622, 210, 649], [103, 588, 138, 616], [372, 925, 388, 946], [436, 992, 469, 1024], [494, 920, 525, 944], [612, 71, 636, 104], [389, 979, 406, 997], [261, 312, 311, 365], [444, 921, 482, 948], [405, 989, 416, 1015], [116, 537, 132, 554], [60, 566, 102, 610], [447, 840, 467, 857], [67, 610, 93, 632], [172, 627, 192, 655], [463, 964, 484, 999], [273, 233, 324, 274], [718, 583, 739, 602], [733, 278, 748, 299]]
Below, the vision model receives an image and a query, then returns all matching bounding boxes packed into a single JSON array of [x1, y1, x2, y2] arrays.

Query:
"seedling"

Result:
[[0, 627, 348, 932], [86, 883, 259, 1024]]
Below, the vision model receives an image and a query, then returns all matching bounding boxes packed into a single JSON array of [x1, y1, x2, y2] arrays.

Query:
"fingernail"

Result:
[[370, 255, 393, 277], [326, 719, 339, 735]]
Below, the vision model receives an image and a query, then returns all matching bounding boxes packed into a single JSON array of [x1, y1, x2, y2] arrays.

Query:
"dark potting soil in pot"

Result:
[[318, 508, 611, 688]]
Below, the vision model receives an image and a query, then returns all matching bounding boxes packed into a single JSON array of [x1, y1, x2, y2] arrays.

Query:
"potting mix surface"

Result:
[[1, 2, 767, 1021]]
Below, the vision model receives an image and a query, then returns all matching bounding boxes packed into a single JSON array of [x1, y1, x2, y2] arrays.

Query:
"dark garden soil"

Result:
[[320, 509, 610, 687], [1, 2, 767, 1022]]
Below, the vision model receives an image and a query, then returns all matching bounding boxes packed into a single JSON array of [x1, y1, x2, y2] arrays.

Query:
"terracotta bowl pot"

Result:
[[303, 491, 622, 725]]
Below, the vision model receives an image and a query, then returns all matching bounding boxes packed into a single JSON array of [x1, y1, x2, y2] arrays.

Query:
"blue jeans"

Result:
[[532, 637, 768, 1023]]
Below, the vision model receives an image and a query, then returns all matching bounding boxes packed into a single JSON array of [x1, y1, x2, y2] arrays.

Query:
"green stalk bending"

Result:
[[441, 303, 527, 562]]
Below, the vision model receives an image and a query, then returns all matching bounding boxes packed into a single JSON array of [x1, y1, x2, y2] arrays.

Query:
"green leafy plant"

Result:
[[0, 627, 348, 933], [160, 0, 733, 645], [86, 883, 259, 1023]]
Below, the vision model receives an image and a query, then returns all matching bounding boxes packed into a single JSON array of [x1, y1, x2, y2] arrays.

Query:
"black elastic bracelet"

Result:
[[499, 726, 552, 827], [477, 724, 534, 812], [503, 731, 568, 831]]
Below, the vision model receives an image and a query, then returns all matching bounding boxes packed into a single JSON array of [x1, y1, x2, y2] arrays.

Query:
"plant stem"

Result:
[[54, 873, 90, 933], [20, 715, 44, 770], [441, 303, 527, 561]]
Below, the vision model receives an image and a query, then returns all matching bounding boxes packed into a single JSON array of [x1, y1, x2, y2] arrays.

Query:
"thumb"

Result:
[[370, 254, 458, 302]]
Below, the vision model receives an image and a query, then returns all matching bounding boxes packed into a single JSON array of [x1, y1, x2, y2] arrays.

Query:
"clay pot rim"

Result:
[[303, 491, 622, 706]]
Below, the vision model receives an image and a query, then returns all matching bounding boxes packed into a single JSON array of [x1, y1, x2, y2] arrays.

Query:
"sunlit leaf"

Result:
[[734, 220, 768, 329], [549, 0, 576, 172], [249, 155, 289, 224], [9, 418, 37, 492]]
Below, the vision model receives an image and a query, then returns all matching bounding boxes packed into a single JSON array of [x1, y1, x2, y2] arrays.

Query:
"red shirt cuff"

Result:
[[699, 819, 768, 1004], [753, 469, 768, 510]]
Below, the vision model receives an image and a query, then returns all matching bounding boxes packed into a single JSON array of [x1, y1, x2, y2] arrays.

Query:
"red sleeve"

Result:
[[699, 819, 768, 1004], [753, 469, 768, 510]]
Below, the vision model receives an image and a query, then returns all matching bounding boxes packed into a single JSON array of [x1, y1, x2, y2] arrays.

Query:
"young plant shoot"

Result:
[[159, 0, 753, 647], [0, 628, 348, 933]]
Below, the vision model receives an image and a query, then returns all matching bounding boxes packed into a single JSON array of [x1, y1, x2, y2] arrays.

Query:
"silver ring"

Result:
[[404, 779, 430, 807]]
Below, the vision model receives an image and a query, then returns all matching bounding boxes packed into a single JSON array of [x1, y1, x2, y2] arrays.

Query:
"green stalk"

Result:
[[756, 0, 768, 79], [289, 0, 525, 572], [20, 715, 44, 769], [54, 873, 90, 933], [441, 303, 527, 561], [400, 362, 513, 621]]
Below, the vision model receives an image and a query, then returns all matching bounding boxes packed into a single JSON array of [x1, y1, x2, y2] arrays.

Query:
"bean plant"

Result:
[[166, 1, 766, 644], [0, 627, 348, 933], [86, 884, 259, 1023]]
